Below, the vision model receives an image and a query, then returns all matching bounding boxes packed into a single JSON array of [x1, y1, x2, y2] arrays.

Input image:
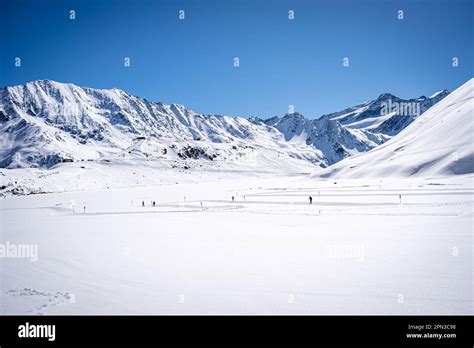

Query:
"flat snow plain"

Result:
[[1, 167, 472, 314]]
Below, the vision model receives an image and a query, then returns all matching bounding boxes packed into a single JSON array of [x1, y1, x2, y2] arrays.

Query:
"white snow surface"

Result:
[[1, 168, 472, 314]]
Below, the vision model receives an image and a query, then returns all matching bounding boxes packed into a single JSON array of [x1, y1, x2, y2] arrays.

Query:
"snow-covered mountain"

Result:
[[0, 80, 324, 170], [313, 79, 473, 178], [0, 79, 450, 170], [322, 90, 449, 135], [256, 113, 382, 166], [254, 89, 449, 165]]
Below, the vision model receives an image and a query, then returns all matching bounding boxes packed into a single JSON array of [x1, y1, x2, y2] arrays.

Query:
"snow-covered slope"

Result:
[[257, 91, 449, 166], [314, 79, 473, 178], [260, 113, 383, 166], [323, 90, 449, 134]]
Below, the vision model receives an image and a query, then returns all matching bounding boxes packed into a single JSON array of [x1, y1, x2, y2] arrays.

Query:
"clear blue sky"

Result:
[[1, 0, 472, 118]]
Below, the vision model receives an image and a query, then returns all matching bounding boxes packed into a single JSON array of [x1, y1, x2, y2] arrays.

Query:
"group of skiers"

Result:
[[231, 195, 246, 202], [132, 192, 405, 211], [140, 200, 156, 207]]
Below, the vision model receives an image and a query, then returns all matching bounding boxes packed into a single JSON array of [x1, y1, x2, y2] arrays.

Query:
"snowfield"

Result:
[[1, 168, 472, 314]]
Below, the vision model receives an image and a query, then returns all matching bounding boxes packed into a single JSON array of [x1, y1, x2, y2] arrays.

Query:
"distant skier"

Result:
[[83, 205, 86, 213], [153, 201, 156, 207], [399, 194, 402, 204], [142, 201, 145, 207], [232, 196, 235, 203], [309, 196, 313, 204]]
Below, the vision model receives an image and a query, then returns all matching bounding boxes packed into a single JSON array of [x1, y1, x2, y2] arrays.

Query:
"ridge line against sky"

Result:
[[1, 0, 472, 119], [0, 78, 462, 121]]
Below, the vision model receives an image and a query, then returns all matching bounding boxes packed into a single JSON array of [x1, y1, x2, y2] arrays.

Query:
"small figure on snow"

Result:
[[142, 201, 145, 207], [232, 196, 235, 203], [399, 194, 402, 204], [153, 201, 156, 207], [309, 196, 313, 204]]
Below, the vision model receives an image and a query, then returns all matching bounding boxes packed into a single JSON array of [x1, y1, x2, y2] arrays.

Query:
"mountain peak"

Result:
[[283, 112, 305, 119], [376, 92, 397, 101], [25, 79, 74, 89], [429, 89, 450, 99]]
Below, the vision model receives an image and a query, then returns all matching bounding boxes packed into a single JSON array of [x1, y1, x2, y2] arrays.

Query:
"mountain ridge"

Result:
[[312, 79, 473, 178], [0, 79, 451, 170]]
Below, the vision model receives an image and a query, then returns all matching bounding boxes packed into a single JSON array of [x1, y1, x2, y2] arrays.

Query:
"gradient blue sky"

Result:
[[1, 0, 472, 118]]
